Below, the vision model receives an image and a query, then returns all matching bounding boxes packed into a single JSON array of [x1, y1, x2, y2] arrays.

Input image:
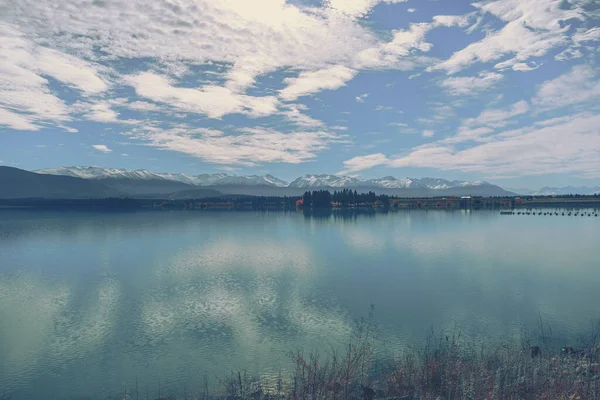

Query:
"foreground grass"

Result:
[[75, 309, 600, 400], [209, 311, 600, 400]]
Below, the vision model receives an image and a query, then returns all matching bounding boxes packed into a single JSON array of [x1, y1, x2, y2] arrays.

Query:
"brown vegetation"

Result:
[[118, 308, 600, 400]]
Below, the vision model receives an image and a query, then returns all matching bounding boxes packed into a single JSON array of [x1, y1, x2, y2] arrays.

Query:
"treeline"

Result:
[[0, 197, 141, 209], [546, 194, 600, 198], [303, 189, 391, 208], [200, 195, 300, 210], [143, 195, 302, 211]]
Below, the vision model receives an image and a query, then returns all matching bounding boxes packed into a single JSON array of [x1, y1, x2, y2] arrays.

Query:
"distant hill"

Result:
[[162, 188, 224, 200], [94, 177, 196, 196], [508, 186, 600, 196], [35, 166, 515, 197], [0, 166, 120, 199]]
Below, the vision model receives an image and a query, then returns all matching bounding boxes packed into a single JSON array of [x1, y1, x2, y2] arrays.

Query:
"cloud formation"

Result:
[[532, 65, 600, 110], [1, 0, 598, 184], [439, 72, 503, 96], [342, 112, 600, 178], [280, 66, 357, 102], [92, 145, 112, 153], [128, 73, 279, 119], [126, 125, 346, 166], [431, 0, 584, 74]]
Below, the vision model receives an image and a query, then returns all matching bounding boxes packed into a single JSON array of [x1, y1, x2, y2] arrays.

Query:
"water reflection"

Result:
[[0, 210, 599, 399]]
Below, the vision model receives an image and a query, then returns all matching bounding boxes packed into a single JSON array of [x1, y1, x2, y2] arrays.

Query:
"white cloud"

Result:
[[339, 153, 389, 174], [280, 104, 325, 129], [128, 72, 279, 119], [432, 15, 471, 28], [70, 100, 141, 124], [439, 71, 503, 95], [330, 125, 348, 131], [279, 66, 357, 102], [355, 93, 369, 103], [431, 0, 584, 74], [554, 47, 583, 61], [92, 144, 112, 153], [422, 129, 435, 137], [441, 100, 530, 144], [0, 23, 109, 131], [121, 153, 129, 157], [0, 108, 39, 131], [86, 103, 120, 123], [407, 8, 416, 13], [3, 0, 599, 180], [449, 127, 495, 143], [325, 0, 408, 19], [342, 113, 600, 178], [6, 0, 375, 91], [35, 50, 108, 94], [417, 104, 457, 126], [1, 0, 476, 132], [511, 62, 540, 71], [127, 101, 161, 112], [465, 100, 529, 128], [389, 113, 600, 178], [352, 22, 439, 70], [353, 15, 472, 72], [572, 27, 600, 45], [533, 65, 600, 110], [381, 23, 434, 56], [126, 125, 346, 166]]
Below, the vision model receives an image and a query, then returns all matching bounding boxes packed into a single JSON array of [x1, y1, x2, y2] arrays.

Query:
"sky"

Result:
[[0, 0, 599, 189]]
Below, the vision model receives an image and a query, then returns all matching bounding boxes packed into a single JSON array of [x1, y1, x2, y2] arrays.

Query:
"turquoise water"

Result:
[[1, 210, 599, 399]]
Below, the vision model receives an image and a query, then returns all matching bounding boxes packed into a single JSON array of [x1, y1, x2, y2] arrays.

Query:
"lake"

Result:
[[1, 209, 599, 399]]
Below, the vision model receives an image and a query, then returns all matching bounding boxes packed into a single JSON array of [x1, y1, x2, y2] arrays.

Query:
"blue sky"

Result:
[[1, 0, 599, 189]]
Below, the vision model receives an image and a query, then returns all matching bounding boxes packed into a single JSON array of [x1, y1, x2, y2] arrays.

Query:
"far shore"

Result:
[[1, 194, 599, 213]]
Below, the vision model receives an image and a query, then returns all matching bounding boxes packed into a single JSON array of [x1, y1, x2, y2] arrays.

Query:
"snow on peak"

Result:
[[210, 174, 288, 187], [34, 167, 494, 191], [288, 174, 361, 188], [35, 166, 166, 181], [368, 176, 414, 189]]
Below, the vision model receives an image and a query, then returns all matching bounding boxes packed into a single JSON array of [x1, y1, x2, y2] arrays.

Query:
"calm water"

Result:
[[1, 209, 599, 399]]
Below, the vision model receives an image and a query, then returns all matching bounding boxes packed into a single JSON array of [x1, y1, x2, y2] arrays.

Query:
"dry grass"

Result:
[[207, 310, 600, 400], [65, 308, 600, 400]]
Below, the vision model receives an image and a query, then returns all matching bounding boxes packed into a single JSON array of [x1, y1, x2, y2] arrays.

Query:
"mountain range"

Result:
[[29, 166, 514, 197], [0, 166, 120, 199], [508, 186, 600, 196], [2, 165, 594, 199]]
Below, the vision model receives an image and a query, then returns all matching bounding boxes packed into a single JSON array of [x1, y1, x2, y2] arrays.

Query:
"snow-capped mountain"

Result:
[[34, 167, 511, 196], [415, 178, 486, 190], [154, 172, 225, 186], [36, 167, 286, 187], [37, 166, 166, 181], [210, 174, 288, 187], [287, 175, 492, 190], [366, 176, 415, 189], [288, 174, 362, 188], [509, 186, 600, 196]]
